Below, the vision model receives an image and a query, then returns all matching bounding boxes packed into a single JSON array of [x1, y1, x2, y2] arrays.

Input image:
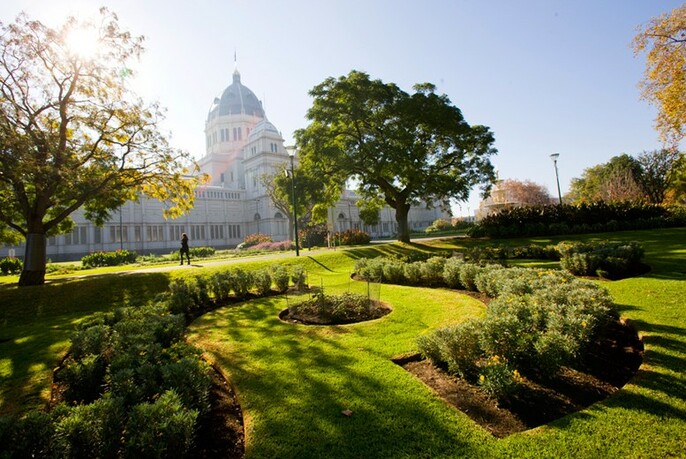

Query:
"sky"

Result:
[[3, 0, 684, 217]]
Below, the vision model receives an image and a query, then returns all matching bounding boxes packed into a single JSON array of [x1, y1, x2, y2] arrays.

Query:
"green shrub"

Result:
[[291, 265, 307, 290], [403, 261, 424, 285], [81, 250, 138, 268], [442, 257, 465, 289], [477, 355, 520, 400], [356, 257, 385, 282], [252, 269, 272, 296], [557, 240, 644, 278], [474, 265, 508, 298], [167, 277, 205, 317], [160, 357, 212, 414], [208, 270, 233, 302], [124, 390, 198, 458], [459, 263, 481, 291], [421, 257, 446, 286], [0, 411, 54, 458], [271, 264, 290, 293], [232, 268, 252, 298], [382, 259, 406, 284], [59, 354, 107, 404], [0, 256, 22, 275], [53, 397, 126, 459], [418, 321, 484, 380], [71, 325, 112, 360]]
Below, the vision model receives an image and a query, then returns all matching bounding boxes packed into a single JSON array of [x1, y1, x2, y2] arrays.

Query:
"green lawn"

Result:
[[1, 227, 685, 457]]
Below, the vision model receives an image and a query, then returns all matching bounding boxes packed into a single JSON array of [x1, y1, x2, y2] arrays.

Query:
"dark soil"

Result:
[[278, 299, 392, 325], [194, 363, 244, 459], [394, 318, 644, 438]]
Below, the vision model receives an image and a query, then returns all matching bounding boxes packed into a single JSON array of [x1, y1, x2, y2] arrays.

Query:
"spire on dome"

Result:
[[232, 49, 240, 83]]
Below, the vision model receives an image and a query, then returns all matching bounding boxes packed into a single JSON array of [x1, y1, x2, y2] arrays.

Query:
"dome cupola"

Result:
[[207, 69, 265, 121]]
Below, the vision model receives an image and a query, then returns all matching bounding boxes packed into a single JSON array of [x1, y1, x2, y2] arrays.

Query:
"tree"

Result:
[[498, 179, 552, 206], [0, 10, 206, 286], [635, 149, 682, 204], [295, 71, 497, 243], [259, 162, 335, 240], [633, 4, 686, 147], [567, 154, 644, 203]]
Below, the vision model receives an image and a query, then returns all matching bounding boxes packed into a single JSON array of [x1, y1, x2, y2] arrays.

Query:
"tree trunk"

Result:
[[18, 233, 47, 286], [395, 203, 411, 243]]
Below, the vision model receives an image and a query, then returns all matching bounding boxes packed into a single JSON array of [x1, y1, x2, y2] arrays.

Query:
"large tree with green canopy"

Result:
[[0, 9, 206, 286], [294, 70, 497, 243]]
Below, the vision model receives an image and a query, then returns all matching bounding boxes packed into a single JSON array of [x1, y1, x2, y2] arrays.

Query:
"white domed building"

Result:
[[1, 68, 447, 261]]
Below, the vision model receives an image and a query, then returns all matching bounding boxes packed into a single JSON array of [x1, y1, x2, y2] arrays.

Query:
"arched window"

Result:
[[274, 212, 284, 219], [338, 212, 346, 220]]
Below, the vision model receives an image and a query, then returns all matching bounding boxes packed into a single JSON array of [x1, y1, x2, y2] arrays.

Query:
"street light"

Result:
[[550, 153, 562, 205], [286, 147, 300, 256]]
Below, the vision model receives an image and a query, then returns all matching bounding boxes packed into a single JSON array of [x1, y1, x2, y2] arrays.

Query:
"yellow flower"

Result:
[[513, 369, 521, 381], [479, 374, 485, 382], [582, 320, 587, 328]]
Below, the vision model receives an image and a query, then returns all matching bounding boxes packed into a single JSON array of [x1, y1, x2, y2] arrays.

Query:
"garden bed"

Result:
[[395, 317, 643, 438]]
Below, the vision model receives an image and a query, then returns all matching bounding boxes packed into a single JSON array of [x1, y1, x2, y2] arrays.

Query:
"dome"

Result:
[[248, 118, 280, 141], [207, 70, 265, 121]]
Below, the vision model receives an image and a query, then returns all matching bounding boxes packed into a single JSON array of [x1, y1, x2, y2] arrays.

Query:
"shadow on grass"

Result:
[[191, 296, 491, 458]]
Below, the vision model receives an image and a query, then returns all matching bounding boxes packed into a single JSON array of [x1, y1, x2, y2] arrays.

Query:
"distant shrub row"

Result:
[[1, 261, 308, 457], [464, 240, 645, 279], [468, 202, 686, 238], [0, 256, 22, 275], [81, 249, 138, 268], [168, 246, 216, 260]]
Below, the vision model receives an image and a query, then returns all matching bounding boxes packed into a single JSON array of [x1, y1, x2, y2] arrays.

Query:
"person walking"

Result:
[[180, 233, 191, 265]]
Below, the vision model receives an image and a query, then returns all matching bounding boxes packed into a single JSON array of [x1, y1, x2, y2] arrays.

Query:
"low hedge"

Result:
[[468, 201, 686, 238], [81, 250, 138, 268]]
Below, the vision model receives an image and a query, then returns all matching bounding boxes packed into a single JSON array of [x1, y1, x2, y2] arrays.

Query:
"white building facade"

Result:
[[1, 69, 447, 262]]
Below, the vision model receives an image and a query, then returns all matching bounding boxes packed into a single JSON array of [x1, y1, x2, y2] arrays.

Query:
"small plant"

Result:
[[477, 355, 521, 401]]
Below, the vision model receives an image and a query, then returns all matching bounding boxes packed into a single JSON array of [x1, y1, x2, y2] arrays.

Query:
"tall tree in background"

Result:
[[567, 154, 644, 203], [295, 71, 496, 243], [498, 179, 552, 206], [636, 149, 682, 204], [0, 10, 206, 286], [634, 4, 686, 147]]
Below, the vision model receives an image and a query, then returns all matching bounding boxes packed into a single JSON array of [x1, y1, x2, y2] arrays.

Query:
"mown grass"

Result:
[[1, 227, 684, 457], [188, 227, 686, 458]]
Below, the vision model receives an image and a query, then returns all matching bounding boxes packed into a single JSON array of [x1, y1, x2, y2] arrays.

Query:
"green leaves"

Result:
[[296, 70, 497, 242]]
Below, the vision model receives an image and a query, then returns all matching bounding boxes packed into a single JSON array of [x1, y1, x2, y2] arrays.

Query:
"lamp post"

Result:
[[287, 147, 300, 256], [550, 153, 562, 205]]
